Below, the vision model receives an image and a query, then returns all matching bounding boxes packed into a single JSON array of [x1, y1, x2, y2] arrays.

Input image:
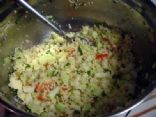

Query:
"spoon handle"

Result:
[[17, 0, 66, 36]]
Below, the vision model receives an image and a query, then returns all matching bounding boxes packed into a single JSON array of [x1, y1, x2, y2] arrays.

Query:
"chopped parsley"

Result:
[[78, 46, 83, 55]]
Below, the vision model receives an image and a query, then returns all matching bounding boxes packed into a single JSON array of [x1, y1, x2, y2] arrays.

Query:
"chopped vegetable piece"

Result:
[[96, 53, 108, 61], [25, 64, 31, 69], [78, 46, 83, 55], [46, 15, 53, 21], [56, 103, 65, 112], [35, 81, 54, 93], [37, 95, 45, 101]]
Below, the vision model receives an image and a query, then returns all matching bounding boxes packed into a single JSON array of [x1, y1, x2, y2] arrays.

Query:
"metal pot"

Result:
[[0, 0, 156, 116]]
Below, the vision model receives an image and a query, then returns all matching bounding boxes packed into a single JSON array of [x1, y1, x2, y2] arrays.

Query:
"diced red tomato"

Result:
[[66, 48, 75, 56], [35, 81, 55, 93], [37, 95, 45, 101], [96, 53, 108, 61]]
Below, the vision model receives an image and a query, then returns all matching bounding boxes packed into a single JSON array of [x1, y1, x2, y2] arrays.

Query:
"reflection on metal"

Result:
[[0, 0, 156, 117], [151, 0, 156, 5]]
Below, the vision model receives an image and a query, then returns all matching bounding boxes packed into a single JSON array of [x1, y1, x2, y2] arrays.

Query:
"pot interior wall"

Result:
[[0, 0, 156, 116]]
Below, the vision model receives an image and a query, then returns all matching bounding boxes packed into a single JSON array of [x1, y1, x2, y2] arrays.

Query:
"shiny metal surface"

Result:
[[17, 0, 66, 36], [0, 0, 156, 116]]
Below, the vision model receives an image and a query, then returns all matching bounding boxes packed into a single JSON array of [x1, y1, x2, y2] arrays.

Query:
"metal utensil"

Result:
[[17, 0, 92, 43]]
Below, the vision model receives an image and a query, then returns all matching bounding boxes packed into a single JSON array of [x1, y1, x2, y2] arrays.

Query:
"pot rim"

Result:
[[0, 0, 156, 117]]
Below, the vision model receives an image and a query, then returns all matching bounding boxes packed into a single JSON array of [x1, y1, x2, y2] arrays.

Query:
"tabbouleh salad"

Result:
[[8, 25, 137, 117]]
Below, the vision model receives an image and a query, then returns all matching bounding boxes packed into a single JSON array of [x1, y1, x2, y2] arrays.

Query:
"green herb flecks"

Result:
[[25, 64, 31, 69], [46, 15, 53, 21], [46, 50, 51, 54], [65, 62, 70, 66], [78, 46, 83, 55], [47, 70, 58, 77], [87, 70, 91, 76]]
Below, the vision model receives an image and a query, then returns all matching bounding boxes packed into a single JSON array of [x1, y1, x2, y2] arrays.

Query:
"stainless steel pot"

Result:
[[0, 0, 156, 116]]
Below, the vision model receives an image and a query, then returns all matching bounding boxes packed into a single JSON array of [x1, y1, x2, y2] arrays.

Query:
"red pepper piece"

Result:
[[96, 53, 108, 61], [37, 95, 45, 101]]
